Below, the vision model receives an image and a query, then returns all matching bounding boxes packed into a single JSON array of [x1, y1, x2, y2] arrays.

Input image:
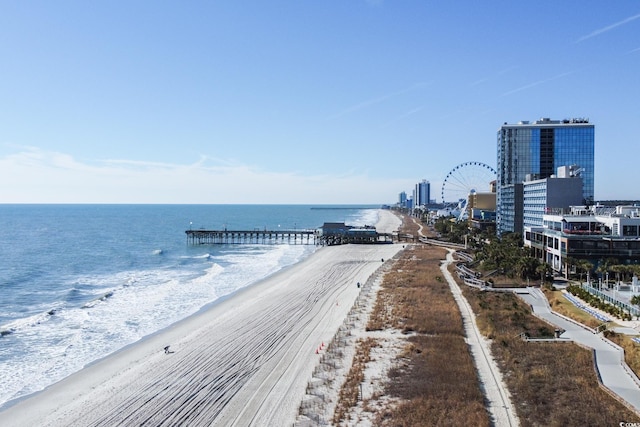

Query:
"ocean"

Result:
[[0, 204, 380, 409]]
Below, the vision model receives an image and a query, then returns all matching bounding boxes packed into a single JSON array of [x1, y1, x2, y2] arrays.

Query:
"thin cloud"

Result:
[[470, 78, 489, 87], [576, 13, 640, 43], [0, 146, 406, 204], [470, 66, 517, 87], [381, 106, 425, 127], [501, 71, 575, 97], [498, 66, 519, 76], [327, 82, 429, 120]]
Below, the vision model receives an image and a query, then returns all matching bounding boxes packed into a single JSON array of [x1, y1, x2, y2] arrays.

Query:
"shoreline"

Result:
[[1, 210, 402, 426]]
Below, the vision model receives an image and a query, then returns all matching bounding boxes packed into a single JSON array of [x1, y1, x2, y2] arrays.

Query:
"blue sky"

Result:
[[1, 1, 639, 204]]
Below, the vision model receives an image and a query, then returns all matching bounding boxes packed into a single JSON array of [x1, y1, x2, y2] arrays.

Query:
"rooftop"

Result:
[[500, 117, 591, 128]]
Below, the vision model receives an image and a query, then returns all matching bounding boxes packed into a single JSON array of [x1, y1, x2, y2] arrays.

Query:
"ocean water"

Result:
[[0, 204, 379, 408]]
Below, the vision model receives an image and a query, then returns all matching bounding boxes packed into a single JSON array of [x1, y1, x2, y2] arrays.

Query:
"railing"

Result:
[[581, 284, 640, 317]]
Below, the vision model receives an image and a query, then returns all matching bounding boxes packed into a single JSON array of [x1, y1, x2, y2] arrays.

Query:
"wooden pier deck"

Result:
[[185, 223, 396, 246], [186, 229, 317, 245]]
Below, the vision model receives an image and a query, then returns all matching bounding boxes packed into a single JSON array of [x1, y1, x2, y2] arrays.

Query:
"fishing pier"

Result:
[[186, 229, 317, 245], [186, 222, 395, 246]]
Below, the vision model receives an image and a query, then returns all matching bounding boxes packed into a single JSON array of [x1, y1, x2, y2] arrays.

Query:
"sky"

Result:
[[1, 1, 639, 204]]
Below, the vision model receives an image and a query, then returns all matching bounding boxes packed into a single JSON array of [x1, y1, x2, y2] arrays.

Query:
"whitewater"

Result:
[[0, 204, 379, 408]]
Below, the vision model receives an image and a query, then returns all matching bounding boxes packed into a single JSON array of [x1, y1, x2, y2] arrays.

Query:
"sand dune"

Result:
[[2, 210, 402, 426]]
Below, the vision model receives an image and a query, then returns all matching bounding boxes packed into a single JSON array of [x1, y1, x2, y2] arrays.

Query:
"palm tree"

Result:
[[536, 262, 552, 286], [575, 259, 593, 283], [565, 257, 577, 279], [515, 256, 540, 280], [596, 257, 618, 289]]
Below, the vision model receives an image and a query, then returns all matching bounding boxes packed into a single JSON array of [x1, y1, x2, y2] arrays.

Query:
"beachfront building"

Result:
[[499, 183, 523, 235], [524, 205, 640, 275], [497, 118, 594, 235], [317, 222, 393, 245], [468, 182, 497, 231], [398, 191, 407, 206], [522, 166, 584, 231], [414, 180, 431, 207]]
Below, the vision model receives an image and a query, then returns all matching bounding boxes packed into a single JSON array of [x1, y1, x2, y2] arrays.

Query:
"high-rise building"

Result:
[[497, 118, 594, 235], [398, 191, 407, 206], [415, 180, 431, 207]]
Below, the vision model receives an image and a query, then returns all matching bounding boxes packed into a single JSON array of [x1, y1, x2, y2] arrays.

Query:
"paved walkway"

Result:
[[442, 251, 520, 426], [518, 287, 640, 413]]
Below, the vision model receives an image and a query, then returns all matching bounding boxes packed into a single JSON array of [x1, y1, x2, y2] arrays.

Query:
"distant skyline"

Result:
[[1, 1, 639, 204]]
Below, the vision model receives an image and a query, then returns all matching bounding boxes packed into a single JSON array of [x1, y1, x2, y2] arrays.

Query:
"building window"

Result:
[[623, 225, 638, 236]]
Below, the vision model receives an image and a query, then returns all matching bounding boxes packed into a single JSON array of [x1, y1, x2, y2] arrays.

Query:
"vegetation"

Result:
[[565, 257, 593, 282], [470, 231, 555, 284], [335, 212, 640, 425], [366, 244, 491, 426], [566, 284, 633, 321], [333, 338, 379, 425], [545, 288, 640, 381], [603, 331, 640, 381], [544, 288, 602, 329], [459, 275, 640, 425], [432, 215, 469, 244]]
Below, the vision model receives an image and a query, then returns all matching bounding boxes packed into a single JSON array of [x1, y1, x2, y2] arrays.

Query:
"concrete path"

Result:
[[519, 287, 640, 413], [441, 250, 520, 427]]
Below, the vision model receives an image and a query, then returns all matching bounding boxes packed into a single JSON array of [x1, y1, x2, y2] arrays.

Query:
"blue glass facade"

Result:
[[415, 180, 430, 206], [554, 127, 594, 203], [497, 119, 594, 235]]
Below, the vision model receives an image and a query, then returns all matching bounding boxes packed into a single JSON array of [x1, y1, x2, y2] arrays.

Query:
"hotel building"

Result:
[[525, 205, 640, 274], [414, 179, 431, 207], [496, 118, 594, 235]]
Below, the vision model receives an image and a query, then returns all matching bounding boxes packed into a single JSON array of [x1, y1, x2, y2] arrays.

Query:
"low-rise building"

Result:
[[524, 205, 640, 274], [522, 166, 583, 231]]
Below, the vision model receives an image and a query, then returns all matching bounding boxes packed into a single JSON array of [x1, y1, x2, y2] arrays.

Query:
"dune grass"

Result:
[[459, 277, 640, 425], [334, 212, 640, 425], [364, 244, 490, 426]]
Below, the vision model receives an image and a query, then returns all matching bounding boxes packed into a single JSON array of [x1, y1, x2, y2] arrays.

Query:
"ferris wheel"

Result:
[[441, 161, 497, 204]]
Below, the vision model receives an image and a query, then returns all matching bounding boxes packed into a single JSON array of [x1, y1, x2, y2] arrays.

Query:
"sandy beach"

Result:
[[1, 210, 402, 426]]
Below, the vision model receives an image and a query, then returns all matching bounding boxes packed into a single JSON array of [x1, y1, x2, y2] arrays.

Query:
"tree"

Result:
[[515, 256, 540, 280], [536, 262, 552, 285], [575, 259, 594, 283], [596, 258, 618, 289]]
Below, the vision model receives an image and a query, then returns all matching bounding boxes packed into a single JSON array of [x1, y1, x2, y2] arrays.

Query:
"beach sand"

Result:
[[1, 210, 402, 427]]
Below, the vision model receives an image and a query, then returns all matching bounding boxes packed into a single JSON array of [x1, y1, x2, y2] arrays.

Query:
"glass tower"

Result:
[[496, 118, 594, 235], [415, 180, 431, 207]]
